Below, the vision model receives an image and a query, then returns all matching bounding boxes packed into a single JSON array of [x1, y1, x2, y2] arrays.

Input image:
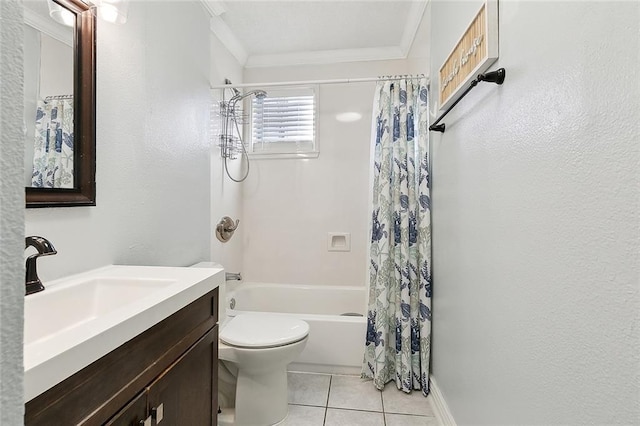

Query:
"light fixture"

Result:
[[47, 0, 75, 27], [91, 0, 129, 24]]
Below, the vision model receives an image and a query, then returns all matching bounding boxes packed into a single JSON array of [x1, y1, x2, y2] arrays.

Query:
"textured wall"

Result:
[[242, 60, 413, 286], [23, 25, 39, 186], [0, 0, 26, 421], [25, 1, 212, 281], [429, 1, 640, 424]]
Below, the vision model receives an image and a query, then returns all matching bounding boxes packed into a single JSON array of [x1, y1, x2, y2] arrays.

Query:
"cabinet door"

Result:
[[104, 391, 148, 426], [147, 325, 218, 426]]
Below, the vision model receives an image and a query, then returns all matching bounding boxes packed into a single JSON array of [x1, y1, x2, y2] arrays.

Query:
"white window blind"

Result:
[[250, 86, 317, 157]]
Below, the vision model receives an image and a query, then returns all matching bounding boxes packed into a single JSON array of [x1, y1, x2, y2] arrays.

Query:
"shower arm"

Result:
[[229, 90, 267, 105]]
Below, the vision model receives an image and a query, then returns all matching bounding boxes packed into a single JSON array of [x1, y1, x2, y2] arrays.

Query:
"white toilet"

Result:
[[217, 313, 309, 426]]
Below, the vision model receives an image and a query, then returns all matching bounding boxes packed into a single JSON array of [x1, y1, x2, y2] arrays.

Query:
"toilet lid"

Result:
[[220, 313, 309, 348]]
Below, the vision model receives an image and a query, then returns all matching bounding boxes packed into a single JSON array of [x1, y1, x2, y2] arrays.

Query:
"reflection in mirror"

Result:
[[24, 0, 96, 208], [23, 4, 74, 188]]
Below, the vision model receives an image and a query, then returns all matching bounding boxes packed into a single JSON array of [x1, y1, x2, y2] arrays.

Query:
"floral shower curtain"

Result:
[[362, 77, 432, 396], [31, 98, 74, 188]]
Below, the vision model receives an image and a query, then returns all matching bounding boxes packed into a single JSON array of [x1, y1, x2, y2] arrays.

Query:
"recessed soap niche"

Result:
[[327, 232, 351, 252]]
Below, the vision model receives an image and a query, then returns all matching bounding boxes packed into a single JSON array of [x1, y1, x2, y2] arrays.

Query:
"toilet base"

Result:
[[218, 337, 308, 426], [235, 366, 288, 425], [218, 407, 289, 426]]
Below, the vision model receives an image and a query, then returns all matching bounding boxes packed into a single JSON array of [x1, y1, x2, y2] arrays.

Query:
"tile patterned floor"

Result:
[[284, 372, 442, 426]]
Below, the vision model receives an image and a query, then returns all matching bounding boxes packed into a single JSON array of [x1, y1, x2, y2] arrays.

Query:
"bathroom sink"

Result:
[[24, 265, 224, 402], [25, 276, 175, 345]]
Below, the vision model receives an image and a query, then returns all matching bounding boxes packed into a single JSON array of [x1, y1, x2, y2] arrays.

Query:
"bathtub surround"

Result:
[[363, 77, 432, 396], [429, 0, 640, 424], [0, 0, 26, 421], [242, 59, 420, 287], [25, 1, 212, 281]]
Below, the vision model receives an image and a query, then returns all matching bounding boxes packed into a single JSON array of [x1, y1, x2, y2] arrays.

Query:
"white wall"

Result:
[[242, 60, 425, 286], [429, 1, 640, 424], [25, 1, 212, 281], [210, 29, 245, 275], [406, 0, 430, 73], [0, 0, 26, 421], [39, 34, 72, 97]]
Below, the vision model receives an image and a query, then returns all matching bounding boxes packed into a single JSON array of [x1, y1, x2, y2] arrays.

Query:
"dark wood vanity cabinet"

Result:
[[106, 326, 218, 426], [25, 289, 219, 426]]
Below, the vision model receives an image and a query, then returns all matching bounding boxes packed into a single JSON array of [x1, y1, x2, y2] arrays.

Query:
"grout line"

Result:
[[380, 386, 385, 414], [323, 375, 332, 426], [385, 412, 438, 418], [327, 407, 384, 413], [289, 403, 331, 408], [323, 407, 385, 414]]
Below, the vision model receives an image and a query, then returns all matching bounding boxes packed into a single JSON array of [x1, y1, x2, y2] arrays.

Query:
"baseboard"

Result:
[[429, 375, 456, 425]]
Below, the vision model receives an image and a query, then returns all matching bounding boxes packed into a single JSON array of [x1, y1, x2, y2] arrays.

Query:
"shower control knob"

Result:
[[216, 216, 240, 243]]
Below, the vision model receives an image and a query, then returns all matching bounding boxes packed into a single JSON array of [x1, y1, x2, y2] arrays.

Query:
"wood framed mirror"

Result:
[[25, 0, 96, 208]]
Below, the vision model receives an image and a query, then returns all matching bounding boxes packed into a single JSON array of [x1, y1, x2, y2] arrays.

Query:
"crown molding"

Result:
[[200, 0, 227, 17], [400, 0, 428, 57], [205, 0, 429, 69], [245, 46, 406, 69], [23, 8, 73, 47], [209, 14, 248, 66]]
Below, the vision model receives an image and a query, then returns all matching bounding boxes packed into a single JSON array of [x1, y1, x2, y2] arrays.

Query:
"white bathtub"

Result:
[[226, 282, 367, 375]]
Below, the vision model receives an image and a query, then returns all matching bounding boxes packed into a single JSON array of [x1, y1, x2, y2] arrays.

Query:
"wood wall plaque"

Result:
[[438, 0, 499, 110]]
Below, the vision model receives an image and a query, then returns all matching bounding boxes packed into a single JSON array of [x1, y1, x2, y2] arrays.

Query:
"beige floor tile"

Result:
[[324, 408, 385, 426], [281, 404, 326, 426], [288, 372, 331, 407], [385, 413, 442, 426], [382, 385, 435, 416], [327, 375, 383, 412]]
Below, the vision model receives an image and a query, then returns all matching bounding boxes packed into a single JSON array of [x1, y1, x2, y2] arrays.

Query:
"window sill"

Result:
[[248, 151, 320, 160]]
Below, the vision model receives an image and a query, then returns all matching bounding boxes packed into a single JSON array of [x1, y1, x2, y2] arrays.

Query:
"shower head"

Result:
[[229, 89, 267, 103]]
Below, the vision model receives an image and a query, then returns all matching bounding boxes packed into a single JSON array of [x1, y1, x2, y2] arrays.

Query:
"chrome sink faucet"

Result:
[[25, 236, 57, 295]]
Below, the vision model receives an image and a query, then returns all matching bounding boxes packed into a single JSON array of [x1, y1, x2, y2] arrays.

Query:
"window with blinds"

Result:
[[249, 86, 318, 157]]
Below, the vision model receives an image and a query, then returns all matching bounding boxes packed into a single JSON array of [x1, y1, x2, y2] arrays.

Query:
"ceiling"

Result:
[[202, 0, 429, 68], [23, 0, 429, 68], [23, 0, 74, 46]]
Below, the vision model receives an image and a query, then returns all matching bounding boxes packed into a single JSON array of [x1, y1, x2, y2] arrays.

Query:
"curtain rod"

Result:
[[44, 94, 73, 100], [210, 75, 428, 90]]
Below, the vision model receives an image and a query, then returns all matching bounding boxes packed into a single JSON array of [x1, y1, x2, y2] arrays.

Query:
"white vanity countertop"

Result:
[[24, 264, 224, 402]]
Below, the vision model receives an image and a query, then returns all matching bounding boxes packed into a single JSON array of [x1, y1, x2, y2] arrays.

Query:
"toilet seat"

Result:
[[220, 313, 309, 349]]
